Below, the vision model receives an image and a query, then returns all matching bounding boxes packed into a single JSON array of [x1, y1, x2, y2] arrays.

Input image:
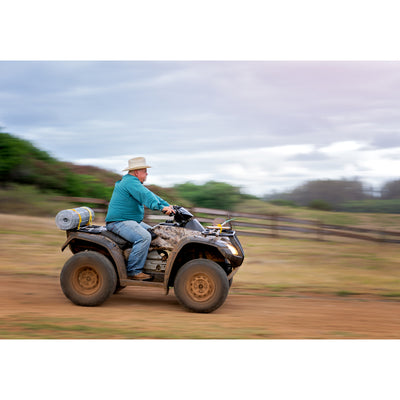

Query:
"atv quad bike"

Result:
[[59, 206, 244, 313]]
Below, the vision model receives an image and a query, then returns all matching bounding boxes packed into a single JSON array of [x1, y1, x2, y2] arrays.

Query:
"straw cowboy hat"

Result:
[[123, 157, 152, 171]]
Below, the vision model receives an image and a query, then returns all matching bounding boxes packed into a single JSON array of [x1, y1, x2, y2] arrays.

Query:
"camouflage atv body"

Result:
[[60, 206, 244, 313]]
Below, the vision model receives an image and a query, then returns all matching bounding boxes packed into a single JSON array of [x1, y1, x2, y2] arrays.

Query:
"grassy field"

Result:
[[0, 213, 70, 276], [240, 236, 400, 297], [1, 212, 400, 340], [1, 212, 399, 298]]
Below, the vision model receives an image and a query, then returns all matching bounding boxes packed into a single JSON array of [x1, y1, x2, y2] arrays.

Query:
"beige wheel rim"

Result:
[[72, 266, 101, 295], [186, 272, 215, 302]]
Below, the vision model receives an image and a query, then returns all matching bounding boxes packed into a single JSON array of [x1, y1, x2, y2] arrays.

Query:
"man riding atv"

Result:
[[105, 156, 174, 281]]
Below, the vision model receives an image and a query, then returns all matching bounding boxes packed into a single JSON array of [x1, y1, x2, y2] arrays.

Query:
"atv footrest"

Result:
[[120, 279, 164, 288]]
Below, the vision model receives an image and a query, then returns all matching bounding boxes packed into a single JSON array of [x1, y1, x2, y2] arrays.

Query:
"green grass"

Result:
[[0, 316, 276, 339], [327, 331, 366, 338], [336, 290, 360, 296], [381, 292, 400, 298]]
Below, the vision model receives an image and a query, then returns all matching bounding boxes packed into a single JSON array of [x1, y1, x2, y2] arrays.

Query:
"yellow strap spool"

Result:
[[71, 208, 82, 230], [81, 206, 93, 225], [70, 207, 93, 229]]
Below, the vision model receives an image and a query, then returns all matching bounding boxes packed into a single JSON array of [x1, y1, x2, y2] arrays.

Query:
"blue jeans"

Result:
[[106, 220, 152, 276]]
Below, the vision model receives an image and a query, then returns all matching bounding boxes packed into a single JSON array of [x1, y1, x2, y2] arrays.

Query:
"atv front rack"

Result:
[[203, 226, 236, 237]]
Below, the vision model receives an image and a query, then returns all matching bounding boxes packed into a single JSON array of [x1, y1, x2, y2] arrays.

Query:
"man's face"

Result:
[[135, 168, 148, 183]]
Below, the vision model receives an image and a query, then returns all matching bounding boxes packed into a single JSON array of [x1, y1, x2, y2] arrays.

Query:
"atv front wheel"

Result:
[[174, 259, 229, 313], [60, 251, 117, 306]]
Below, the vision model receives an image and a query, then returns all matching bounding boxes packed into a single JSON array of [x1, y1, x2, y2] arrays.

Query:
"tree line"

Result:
[[2, 131, 400, 213], [0, 132, 116, 200], [0, 132, 252, 210], [265, 179, 400, 213]]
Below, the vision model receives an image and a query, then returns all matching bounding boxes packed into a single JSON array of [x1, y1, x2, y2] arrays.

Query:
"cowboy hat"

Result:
[[122, 157, 152, 171]]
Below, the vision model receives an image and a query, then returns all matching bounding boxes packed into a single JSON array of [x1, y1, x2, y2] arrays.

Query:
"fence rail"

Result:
[[53, 196, 400, 244], [52, 196, 109, 214], [147, 207, 400, 244]]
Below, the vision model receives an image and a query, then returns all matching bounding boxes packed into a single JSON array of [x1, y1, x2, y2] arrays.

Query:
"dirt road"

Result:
[[2, 272, 400, 339]]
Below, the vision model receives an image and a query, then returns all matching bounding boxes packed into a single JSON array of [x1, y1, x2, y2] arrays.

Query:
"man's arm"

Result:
[[131, 183, 173, 213]]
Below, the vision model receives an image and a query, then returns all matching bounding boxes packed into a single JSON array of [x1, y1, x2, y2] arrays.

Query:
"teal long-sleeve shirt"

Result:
[[105, 174, 170, 223]]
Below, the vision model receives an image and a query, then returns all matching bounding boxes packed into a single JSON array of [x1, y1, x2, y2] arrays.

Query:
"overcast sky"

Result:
[[1, 61, 400, 196]]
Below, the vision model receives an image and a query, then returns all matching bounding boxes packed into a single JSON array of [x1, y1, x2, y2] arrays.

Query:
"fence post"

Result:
[[316, 220, 323, 241], [270, 213, 279, 238], [379, 228, 386, 243]]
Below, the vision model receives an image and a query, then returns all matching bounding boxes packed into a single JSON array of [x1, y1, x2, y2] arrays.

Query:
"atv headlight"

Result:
[[226, 243, 239, 256]]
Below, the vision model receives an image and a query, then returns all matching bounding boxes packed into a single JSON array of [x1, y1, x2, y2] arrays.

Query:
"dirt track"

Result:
[[2, 273, 400, 339]]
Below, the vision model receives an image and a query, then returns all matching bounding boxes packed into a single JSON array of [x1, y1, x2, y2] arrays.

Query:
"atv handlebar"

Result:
[[162, 205, 175, 215], [162, 206, 194, 226]]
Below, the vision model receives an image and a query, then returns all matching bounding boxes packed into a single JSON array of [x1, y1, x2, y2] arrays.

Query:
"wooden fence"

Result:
[[147, 207, 400, 244], [53, 197, 400, 244], [52, 196, 109, 214]]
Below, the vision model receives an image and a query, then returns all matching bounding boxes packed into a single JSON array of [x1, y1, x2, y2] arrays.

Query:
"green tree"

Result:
[[308, 199, 333, 211], [266, 179, 370, 208], [0, 132, 55, 183], [174, 181, 242, 210], [0, 132, 115, 201], [381, 179, 400, 199]]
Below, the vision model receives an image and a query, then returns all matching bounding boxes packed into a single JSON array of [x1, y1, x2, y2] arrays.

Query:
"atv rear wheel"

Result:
[[60, 251, 117, 306], [174, 259, 229, 313]]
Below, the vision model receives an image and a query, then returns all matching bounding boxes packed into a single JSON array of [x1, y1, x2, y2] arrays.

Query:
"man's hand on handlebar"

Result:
[[162, 205, 175, 215]]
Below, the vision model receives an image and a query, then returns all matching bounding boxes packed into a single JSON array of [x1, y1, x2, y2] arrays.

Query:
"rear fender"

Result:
[[62, 231, 127, 279]]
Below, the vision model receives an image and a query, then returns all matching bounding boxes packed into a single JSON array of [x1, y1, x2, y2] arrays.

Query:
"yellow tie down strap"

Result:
[[207, 225, 231, 232], [71, 208, 82, 230], [81, 206, 93, 225], [70, 207, 93, 230]]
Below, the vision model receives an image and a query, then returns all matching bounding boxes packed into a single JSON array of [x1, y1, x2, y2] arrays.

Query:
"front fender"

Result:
[[163, 235, 239, 292], [61, 231, 127, 279]]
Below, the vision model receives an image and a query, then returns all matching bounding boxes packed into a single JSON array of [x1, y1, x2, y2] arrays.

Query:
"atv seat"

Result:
[[101, 230, 132, 249], [77, 224, 157, 250]]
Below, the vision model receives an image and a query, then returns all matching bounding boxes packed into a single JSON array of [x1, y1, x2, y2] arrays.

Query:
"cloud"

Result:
[[319, 141, 368, 154], [2, 61, 400, 195]]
